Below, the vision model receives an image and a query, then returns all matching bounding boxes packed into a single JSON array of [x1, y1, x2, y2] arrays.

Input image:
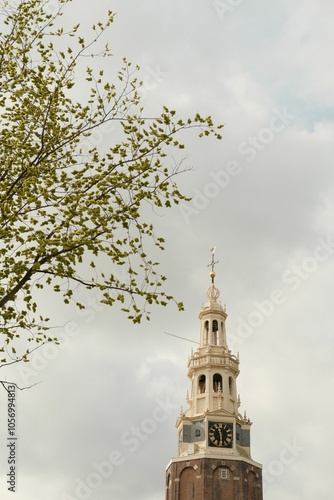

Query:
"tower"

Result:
[[165, 251, 263, 500]]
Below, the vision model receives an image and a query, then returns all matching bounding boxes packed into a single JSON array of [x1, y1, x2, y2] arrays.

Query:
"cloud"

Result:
[[1, 1, 334, 499]]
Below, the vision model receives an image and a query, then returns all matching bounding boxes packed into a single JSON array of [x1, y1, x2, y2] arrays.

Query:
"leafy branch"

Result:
[[0, 0, 223, 364]]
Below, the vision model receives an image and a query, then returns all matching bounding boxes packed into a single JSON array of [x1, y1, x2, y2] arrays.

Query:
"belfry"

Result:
[[165, 250, 263, 500]]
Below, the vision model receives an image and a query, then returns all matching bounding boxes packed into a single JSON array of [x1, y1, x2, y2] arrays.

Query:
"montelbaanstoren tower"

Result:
[[165, 249, 263, 500]]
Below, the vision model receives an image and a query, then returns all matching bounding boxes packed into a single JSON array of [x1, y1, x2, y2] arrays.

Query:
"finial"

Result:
[[207, 247, 219, 283], [205, 247, 221, 302]]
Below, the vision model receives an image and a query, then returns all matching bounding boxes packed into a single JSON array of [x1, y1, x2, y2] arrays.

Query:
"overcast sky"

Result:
[[1, 0, 334, 499]]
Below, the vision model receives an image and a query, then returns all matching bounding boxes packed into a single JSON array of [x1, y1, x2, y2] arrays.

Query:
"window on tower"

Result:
[[198, 374, 206, 393], [221, 469, 228, 479], [213, 373, 222, 392]]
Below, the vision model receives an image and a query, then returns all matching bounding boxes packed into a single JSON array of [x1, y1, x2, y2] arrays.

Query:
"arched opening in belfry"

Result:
[[212, 319, 218, 345], [198, 374, 206, 394], [229, 376, 233, 395], [204, 321, 209, 345], [213, 373, 223, 392]]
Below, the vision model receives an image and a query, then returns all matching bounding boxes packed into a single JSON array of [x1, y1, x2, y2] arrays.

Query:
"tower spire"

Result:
[[207, 247, 219, 283], [206, 248, 220, 303]]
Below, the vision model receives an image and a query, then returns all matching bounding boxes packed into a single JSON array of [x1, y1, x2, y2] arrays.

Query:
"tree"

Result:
[[0, 0, 223, 366]]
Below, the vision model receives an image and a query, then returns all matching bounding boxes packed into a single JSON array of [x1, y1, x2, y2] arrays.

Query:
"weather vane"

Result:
[[207, 247, 219, 283]]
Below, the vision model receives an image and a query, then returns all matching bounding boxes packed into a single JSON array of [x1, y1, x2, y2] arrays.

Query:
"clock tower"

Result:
[[165, 252, 263, 500]]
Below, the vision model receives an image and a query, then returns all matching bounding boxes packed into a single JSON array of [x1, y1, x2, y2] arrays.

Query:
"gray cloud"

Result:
[[1, 0, 333, 499]]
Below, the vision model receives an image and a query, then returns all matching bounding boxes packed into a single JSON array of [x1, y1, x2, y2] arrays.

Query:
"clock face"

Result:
[[208, 422, 233, 448]]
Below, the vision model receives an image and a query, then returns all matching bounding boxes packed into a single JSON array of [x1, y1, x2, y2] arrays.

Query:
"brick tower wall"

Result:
[[166, 457, 263, 500]]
